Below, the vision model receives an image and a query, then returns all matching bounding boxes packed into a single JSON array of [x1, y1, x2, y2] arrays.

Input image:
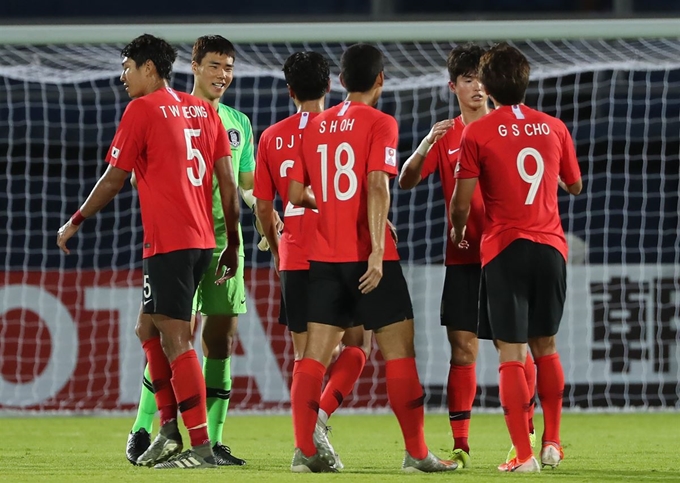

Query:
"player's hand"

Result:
[[426, 119, 455, 145], [215, 245, 239, 284], [450, 225, 468, 249], [274, 210, 284, 233], [56, 219, 80, 255], [272, 251, 281, 278], [359, 251, 383, 294], [387, 219, 398, 245]]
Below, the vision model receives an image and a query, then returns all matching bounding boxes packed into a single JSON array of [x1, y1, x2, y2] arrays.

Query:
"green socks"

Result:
[[204, 357, 232, 444], [131, 363, 158, 433]]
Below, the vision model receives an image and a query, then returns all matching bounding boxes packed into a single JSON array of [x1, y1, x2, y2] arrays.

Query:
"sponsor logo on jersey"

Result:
[[228, 129, 241, 148]]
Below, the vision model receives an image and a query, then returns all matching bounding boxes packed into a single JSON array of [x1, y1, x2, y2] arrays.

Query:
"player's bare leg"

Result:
[[495, 341, 539, 472], [314, 327, 372, 469], [529, 335, 564, 468], [201, 314, 246, 465], [290, 322, 343, 472], [373, 319, 457, 472], [446, 329, 478, 467]]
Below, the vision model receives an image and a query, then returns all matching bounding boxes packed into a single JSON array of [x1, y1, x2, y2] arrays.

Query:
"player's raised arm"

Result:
[[399, 119, 453, 189]]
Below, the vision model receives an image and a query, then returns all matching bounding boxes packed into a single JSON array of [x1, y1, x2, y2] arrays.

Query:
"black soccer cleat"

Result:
[[126, 428, 151, 465], [212, 442, 246, 466]]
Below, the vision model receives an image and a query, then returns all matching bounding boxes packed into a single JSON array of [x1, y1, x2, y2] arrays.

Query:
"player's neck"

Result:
[[191, 88, 220, 110], [460, 105, 491, 126], [344, 92, 375, 106], [296, 98, 325, 114], [144, 79, 169, 96]]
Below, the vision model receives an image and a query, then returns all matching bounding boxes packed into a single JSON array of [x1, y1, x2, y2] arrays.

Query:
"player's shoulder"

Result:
[[262, 112, 303, 139], [219, 103, 252, 129]]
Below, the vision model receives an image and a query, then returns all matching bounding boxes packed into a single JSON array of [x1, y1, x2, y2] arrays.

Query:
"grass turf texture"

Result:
[[1, 413, 677, 482]]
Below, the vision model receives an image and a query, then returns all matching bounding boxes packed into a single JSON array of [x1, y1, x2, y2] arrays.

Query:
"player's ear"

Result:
[[326, 79, 331, 94], [287, 85, 295, 100], [339, 73, 346, 89], [448, 80, 456, 95], [374, 71, 384, 89], [190, 61, 199, 75]]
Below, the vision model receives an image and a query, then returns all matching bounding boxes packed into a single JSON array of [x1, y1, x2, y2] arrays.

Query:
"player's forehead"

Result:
[[200, 51, 234, 67], [121, 56, 135, 68]]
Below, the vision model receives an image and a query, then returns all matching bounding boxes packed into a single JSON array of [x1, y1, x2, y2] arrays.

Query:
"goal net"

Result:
[[1, 21, 679, 411]]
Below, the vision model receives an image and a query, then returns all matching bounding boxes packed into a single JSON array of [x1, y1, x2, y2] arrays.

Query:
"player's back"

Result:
[[301, 101, 399, 263], [128, 87, 226, 256], [460, 104, 578, 263], [255, 111, 319, 270]]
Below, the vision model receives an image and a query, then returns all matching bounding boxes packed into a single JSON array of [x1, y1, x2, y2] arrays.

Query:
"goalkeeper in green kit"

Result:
[[126, 35, 282, 466]]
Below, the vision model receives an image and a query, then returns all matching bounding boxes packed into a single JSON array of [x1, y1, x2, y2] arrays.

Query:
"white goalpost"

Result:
[[1, 19, 679, 412]]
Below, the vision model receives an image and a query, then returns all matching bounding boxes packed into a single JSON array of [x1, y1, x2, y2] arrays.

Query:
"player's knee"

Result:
[[448, 331, 478, 365], [528, 336, 557, 358]]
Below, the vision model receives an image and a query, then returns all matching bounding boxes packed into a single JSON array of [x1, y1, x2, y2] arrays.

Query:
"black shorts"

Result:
[[440, 263, 482, 334], [307, 261, 413, 331], [142, 248, 213, 321], [279, 270, 309, 334], [478, 238, 566, 343]]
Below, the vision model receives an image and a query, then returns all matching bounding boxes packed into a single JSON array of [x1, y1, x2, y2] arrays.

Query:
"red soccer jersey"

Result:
[[254, 111, 320, 271], [106, 87, 232, 258], [455, 104, 581, 266], [290, 101, 400, 263], [421, 116, 484, 265]]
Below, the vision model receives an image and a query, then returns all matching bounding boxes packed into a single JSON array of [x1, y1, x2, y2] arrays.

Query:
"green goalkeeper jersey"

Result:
[[212, 103, 255, 257]]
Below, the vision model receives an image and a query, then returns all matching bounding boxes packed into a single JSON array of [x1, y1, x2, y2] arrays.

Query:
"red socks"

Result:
[[535, 353, 564, 445], [524, 352, 536, 434], [499, 361, 532, 462], [386, 358, 428, 460], [170, 350, 209, 448], [291, 358, 325, 457], [142, 337, 177, 426], [319, 346, 367, 417], [447, 363, 476, 453]]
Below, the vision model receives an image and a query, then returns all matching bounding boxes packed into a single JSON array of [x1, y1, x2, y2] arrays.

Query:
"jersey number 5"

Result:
[[318, 143, 358, 202], [516, 147, 545, 205], [184, 128, 207, 187]]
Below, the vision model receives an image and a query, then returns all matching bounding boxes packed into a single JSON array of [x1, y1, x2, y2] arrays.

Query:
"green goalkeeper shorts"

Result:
[[193, 255, 247, 316]]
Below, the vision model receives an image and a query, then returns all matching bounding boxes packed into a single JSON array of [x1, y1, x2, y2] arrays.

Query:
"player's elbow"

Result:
[[398, 171, 417, 190], [567, 179, 583, 195]]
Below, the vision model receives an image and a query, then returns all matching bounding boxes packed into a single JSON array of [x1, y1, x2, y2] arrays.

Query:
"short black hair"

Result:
[[192, 35, 236, 65], [447, 43, 486, 83], [340, 44, 384, 93], [121, 34, 177, 81], [282, 51, 330, 102], [479, 42, 531, 106]]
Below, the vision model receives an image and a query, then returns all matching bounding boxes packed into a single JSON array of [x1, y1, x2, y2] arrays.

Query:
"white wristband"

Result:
[[416, 137, 433, 157]]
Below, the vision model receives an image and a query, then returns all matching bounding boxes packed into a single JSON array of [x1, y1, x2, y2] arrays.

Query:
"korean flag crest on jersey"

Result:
[[227, 128, 241, 148]]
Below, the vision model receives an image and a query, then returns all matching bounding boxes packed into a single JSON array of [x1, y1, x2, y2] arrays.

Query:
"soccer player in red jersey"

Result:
[[254, 51, 371, 470], [450, 42, 582, 473], [399, 44, 537, 467], [286, 44, 457, 473], [56, 34, 240, 469]]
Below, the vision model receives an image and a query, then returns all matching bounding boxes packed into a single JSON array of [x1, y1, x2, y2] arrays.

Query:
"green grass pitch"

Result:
[[1, 412, 677, 482]]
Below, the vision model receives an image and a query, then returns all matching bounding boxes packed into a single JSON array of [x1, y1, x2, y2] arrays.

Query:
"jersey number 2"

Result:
[[516, 147, 545, 205], [185, 129, 207, 186]]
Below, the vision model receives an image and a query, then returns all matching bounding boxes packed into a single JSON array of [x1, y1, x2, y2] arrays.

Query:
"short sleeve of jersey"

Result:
[[558, 123, 581, 185], [253, 131, 275, 201], [213, 112, 232, 161], [367, 114, 399, 176], [420, 141, 440, 179], [106, 100, 147, 172], [239, 114, 256, 173], [455, 127, 480, 179]]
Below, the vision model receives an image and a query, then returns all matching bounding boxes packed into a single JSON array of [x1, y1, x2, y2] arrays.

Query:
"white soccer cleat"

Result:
[[313, 419, 344, 469], [498, 456, 541, 473], [540, 442, 564, 468]]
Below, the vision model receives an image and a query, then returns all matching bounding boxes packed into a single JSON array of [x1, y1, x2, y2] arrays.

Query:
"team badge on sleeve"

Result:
[[111, 147, 120, 159], [227, 129, 241, 147], [384, 147, 397, 167]]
